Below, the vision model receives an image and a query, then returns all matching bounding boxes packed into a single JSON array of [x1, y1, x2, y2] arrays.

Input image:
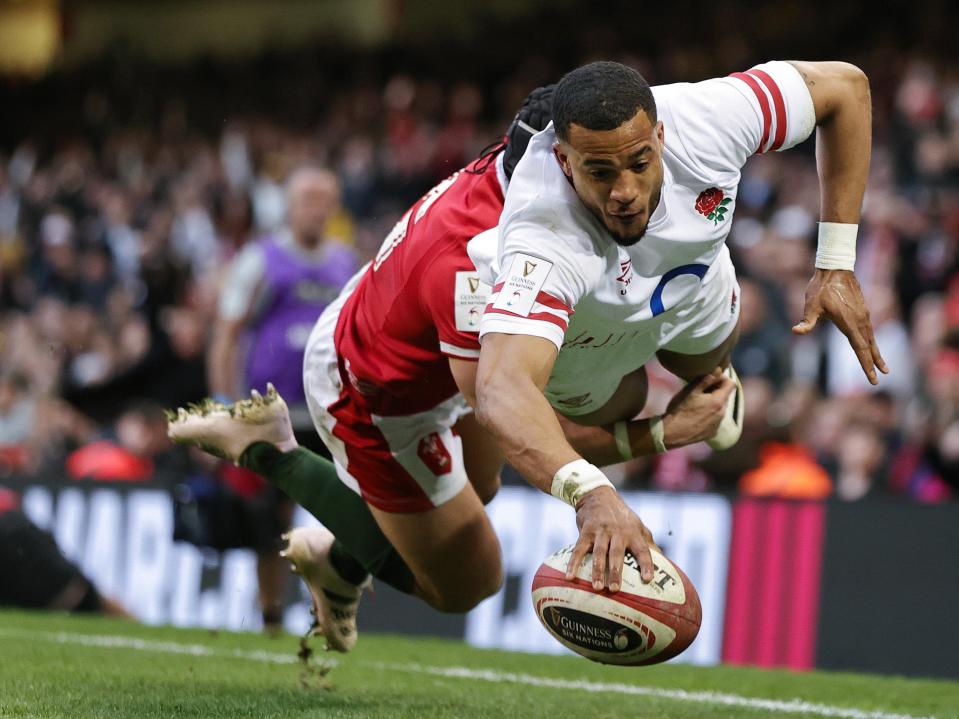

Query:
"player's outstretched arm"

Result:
[[788, 60, 889, 385], [475, 332, 656, 590], [474, 333, 577, 486]]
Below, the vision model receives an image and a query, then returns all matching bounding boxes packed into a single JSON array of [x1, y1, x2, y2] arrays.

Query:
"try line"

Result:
[[0, 628, 933, 719]]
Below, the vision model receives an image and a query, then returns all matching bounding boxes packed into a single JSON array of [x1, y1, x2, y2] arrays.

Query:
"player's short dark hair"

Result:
[[552, 61, 657, 142]]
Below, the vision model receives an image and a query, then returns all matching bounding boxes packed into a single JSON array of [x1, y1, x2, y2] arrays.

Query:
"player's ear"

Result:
[[553, 143, 573, 178], [655, 121, 665, 149]]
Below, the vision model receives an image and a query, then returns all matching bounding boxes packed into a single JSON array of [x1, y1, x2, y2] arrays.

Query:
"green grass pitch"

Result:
[[0, 610, 956, 718]]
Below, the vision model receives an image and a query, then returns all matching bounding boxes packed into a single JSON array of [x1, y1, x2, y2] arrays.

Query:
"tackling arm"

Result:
[[450, 358, 733, 468]]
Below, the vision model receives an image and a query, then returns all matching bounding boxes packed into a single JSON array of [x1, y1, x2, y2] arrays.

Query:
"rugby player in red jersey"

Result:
[[169, 87, 734, 650]]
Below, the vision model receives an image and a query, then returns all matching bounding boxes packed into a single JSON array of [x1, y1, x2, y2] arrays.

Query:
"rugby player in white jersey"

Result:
[[169, 87, 735, 651], [472, 60, 888, 592]]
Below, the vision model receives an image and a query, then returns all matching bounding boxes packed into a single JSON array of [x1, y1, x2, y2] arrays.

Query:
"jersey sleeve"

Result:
[[661, 60, 816, 175], [419, 249, 489, 361], [478, 215, 600, 350]]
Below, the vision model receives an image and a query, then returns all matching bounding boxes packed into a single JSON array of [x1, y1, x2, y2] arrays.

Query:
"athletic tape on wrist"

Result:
[[613, 421, 632, 461], [815, 222, 858, 271], [550, 459, 615, 508], [649, 415, 667, 454]]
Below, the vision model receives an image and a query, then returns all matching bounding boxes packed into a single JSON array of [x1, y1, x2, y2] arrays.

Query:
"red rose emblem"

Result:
[[695, 188, 731, 224], [695, 188, 724, 215]]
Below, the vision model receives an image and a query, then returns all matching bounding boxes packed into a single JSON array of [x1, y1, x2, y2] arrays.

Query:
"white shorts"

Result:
[[545, 246, 741, 417], [303, 275, 472, 514]]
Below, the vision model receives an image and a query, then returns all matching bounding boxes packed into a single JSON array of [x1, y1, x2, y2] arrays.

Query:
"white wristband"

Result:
[[613, 421, 632, 461], [649, 415, 667, 454], [815, 222, 858, 271], [550, 459, 614, 508]]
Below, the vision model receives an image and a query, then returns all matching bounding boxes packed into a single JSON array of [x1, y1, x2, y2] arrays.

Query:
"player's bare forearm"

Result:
[[559, 416, 658, 466], [788, 60, 871, 223], [475, 333, 580, 492]]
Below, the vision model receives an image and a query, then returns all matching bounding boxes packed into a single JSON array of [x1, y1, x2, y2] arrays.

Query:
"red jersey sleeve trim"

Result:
[[483, 305, 569, 331], [729, 71, 772, 154], [747, 69, 788, 151], [534, 291, 573, 314]]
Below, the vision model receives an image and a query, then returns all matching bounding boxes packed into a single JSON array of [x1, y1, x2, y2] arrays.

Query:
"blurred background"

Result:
[[0, 0, 957, 679]]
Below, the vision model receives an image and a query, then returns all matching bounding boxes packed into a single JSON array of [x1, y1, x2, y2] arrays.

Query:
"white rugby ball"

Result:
[[531, 544, 702, 665]]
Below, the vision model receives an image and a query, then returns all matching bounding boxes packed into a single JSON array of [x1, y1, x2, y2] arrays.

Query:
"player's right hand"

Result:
[[662, 368, 735, 447], [567, 485, 659, 592]]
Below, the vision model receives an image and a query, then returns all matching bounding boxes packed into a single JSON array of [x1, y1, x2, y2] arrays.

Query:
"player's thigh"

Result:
[[656, 318, 740, 382], [559, 365, 649, 427], [369, 485, 503, 613], [454, 411, 505, 504]]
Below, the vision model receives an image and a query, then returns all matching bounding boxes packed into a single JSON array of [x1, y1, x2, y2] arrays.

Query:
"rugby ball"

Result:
[[531, 544, 701, 665]]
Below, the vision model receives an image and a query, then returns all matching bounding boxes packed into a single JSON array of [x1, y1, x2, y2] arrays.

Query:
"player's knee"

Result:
[[437, 574, 503, 613], [473, 472, 502, 505], [425, 559, 503, 613]]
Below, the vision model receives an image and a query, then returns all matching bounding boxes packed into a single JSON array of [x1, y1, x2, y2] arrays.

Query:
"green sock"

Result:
[[240, 442, 415, 594]]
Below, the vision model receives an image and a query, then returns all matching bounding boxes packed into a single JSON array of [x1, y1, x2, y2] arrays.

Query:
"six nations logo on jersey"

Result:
[[454, 271, 492, 331], [491, 253, 554, 317]]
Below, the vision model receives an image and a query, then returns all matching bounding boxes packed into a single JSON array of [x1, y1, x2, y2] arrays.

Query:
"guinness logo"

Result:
[[468, 276, 480, 293], [523, 260, 537, 277], [541, 605, 645, 654]]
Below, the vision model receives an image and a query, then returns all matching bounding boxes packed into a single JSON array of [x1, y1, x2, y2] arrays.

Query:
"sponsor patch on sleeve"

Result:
[[491, 254, 554, 317], [454, 271, 492, 332]]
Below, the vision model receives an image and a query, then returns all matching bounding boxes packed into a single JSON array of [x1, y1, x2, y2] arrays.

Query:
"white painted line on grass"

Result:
[[0, 628, 300, 665], [372, 662, 933, 719], [0, 628, 934, 719]]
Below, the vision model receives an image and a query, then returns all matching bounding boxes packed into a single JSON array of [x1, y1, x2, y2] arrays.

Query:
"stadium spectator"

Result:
[[206, 165, 358, 631]]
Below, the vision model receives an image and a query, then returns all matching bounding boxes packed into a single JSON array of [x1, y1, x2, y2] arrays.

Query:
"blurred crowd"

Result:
[[1, 30, 957, 502]]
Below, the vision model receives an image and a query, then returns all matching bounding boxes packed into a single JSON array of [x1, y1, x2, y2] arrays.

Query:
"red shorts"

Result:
[[303, 291, 471, 514]]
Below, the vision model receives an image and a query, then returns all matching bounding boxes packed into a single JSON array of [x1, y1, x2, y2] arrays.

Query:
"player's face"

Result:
[[554, 109, 665, 247], [288, 172, 340, 248]]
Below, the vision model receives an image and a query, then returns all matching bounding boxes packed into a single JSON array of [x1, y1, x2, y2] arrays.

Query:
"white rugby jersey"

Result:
[[470, 61, 816, 413]]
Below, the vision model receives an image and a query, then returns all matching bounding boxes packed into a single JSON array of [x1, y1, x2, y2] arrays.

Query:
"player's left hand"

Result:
[[792, 269, 889, 384]]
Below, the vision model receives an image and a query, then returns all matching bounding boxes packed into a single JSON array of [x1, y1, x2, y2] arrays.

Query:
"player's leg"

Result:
[[258, 428, 331, 633], [454, 411, 505, 504], [655, 320, 740, 381], [555, 366, 649, 428], [328, 401, 504, 613], [244, 410, 503, 614], [368, 485, 503, 613]]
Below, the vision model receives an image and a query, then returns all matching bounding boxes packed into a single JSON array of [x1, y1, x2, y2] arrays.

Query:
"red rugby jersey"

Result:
[[334, 156, 505, 416]]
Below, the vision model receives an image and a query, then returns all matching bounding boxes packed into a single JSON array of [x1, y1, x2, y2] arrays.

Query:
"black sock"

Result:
[[329, 539, 371, 585], [240, 442, 415, 594]]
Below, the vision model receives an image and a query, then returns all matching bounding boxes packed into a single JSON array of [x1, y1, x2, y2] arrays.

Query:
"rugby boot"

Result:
[[281, 526, 371, 653], [706, 365, 744, 450], [166, 383, 297, 463]]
